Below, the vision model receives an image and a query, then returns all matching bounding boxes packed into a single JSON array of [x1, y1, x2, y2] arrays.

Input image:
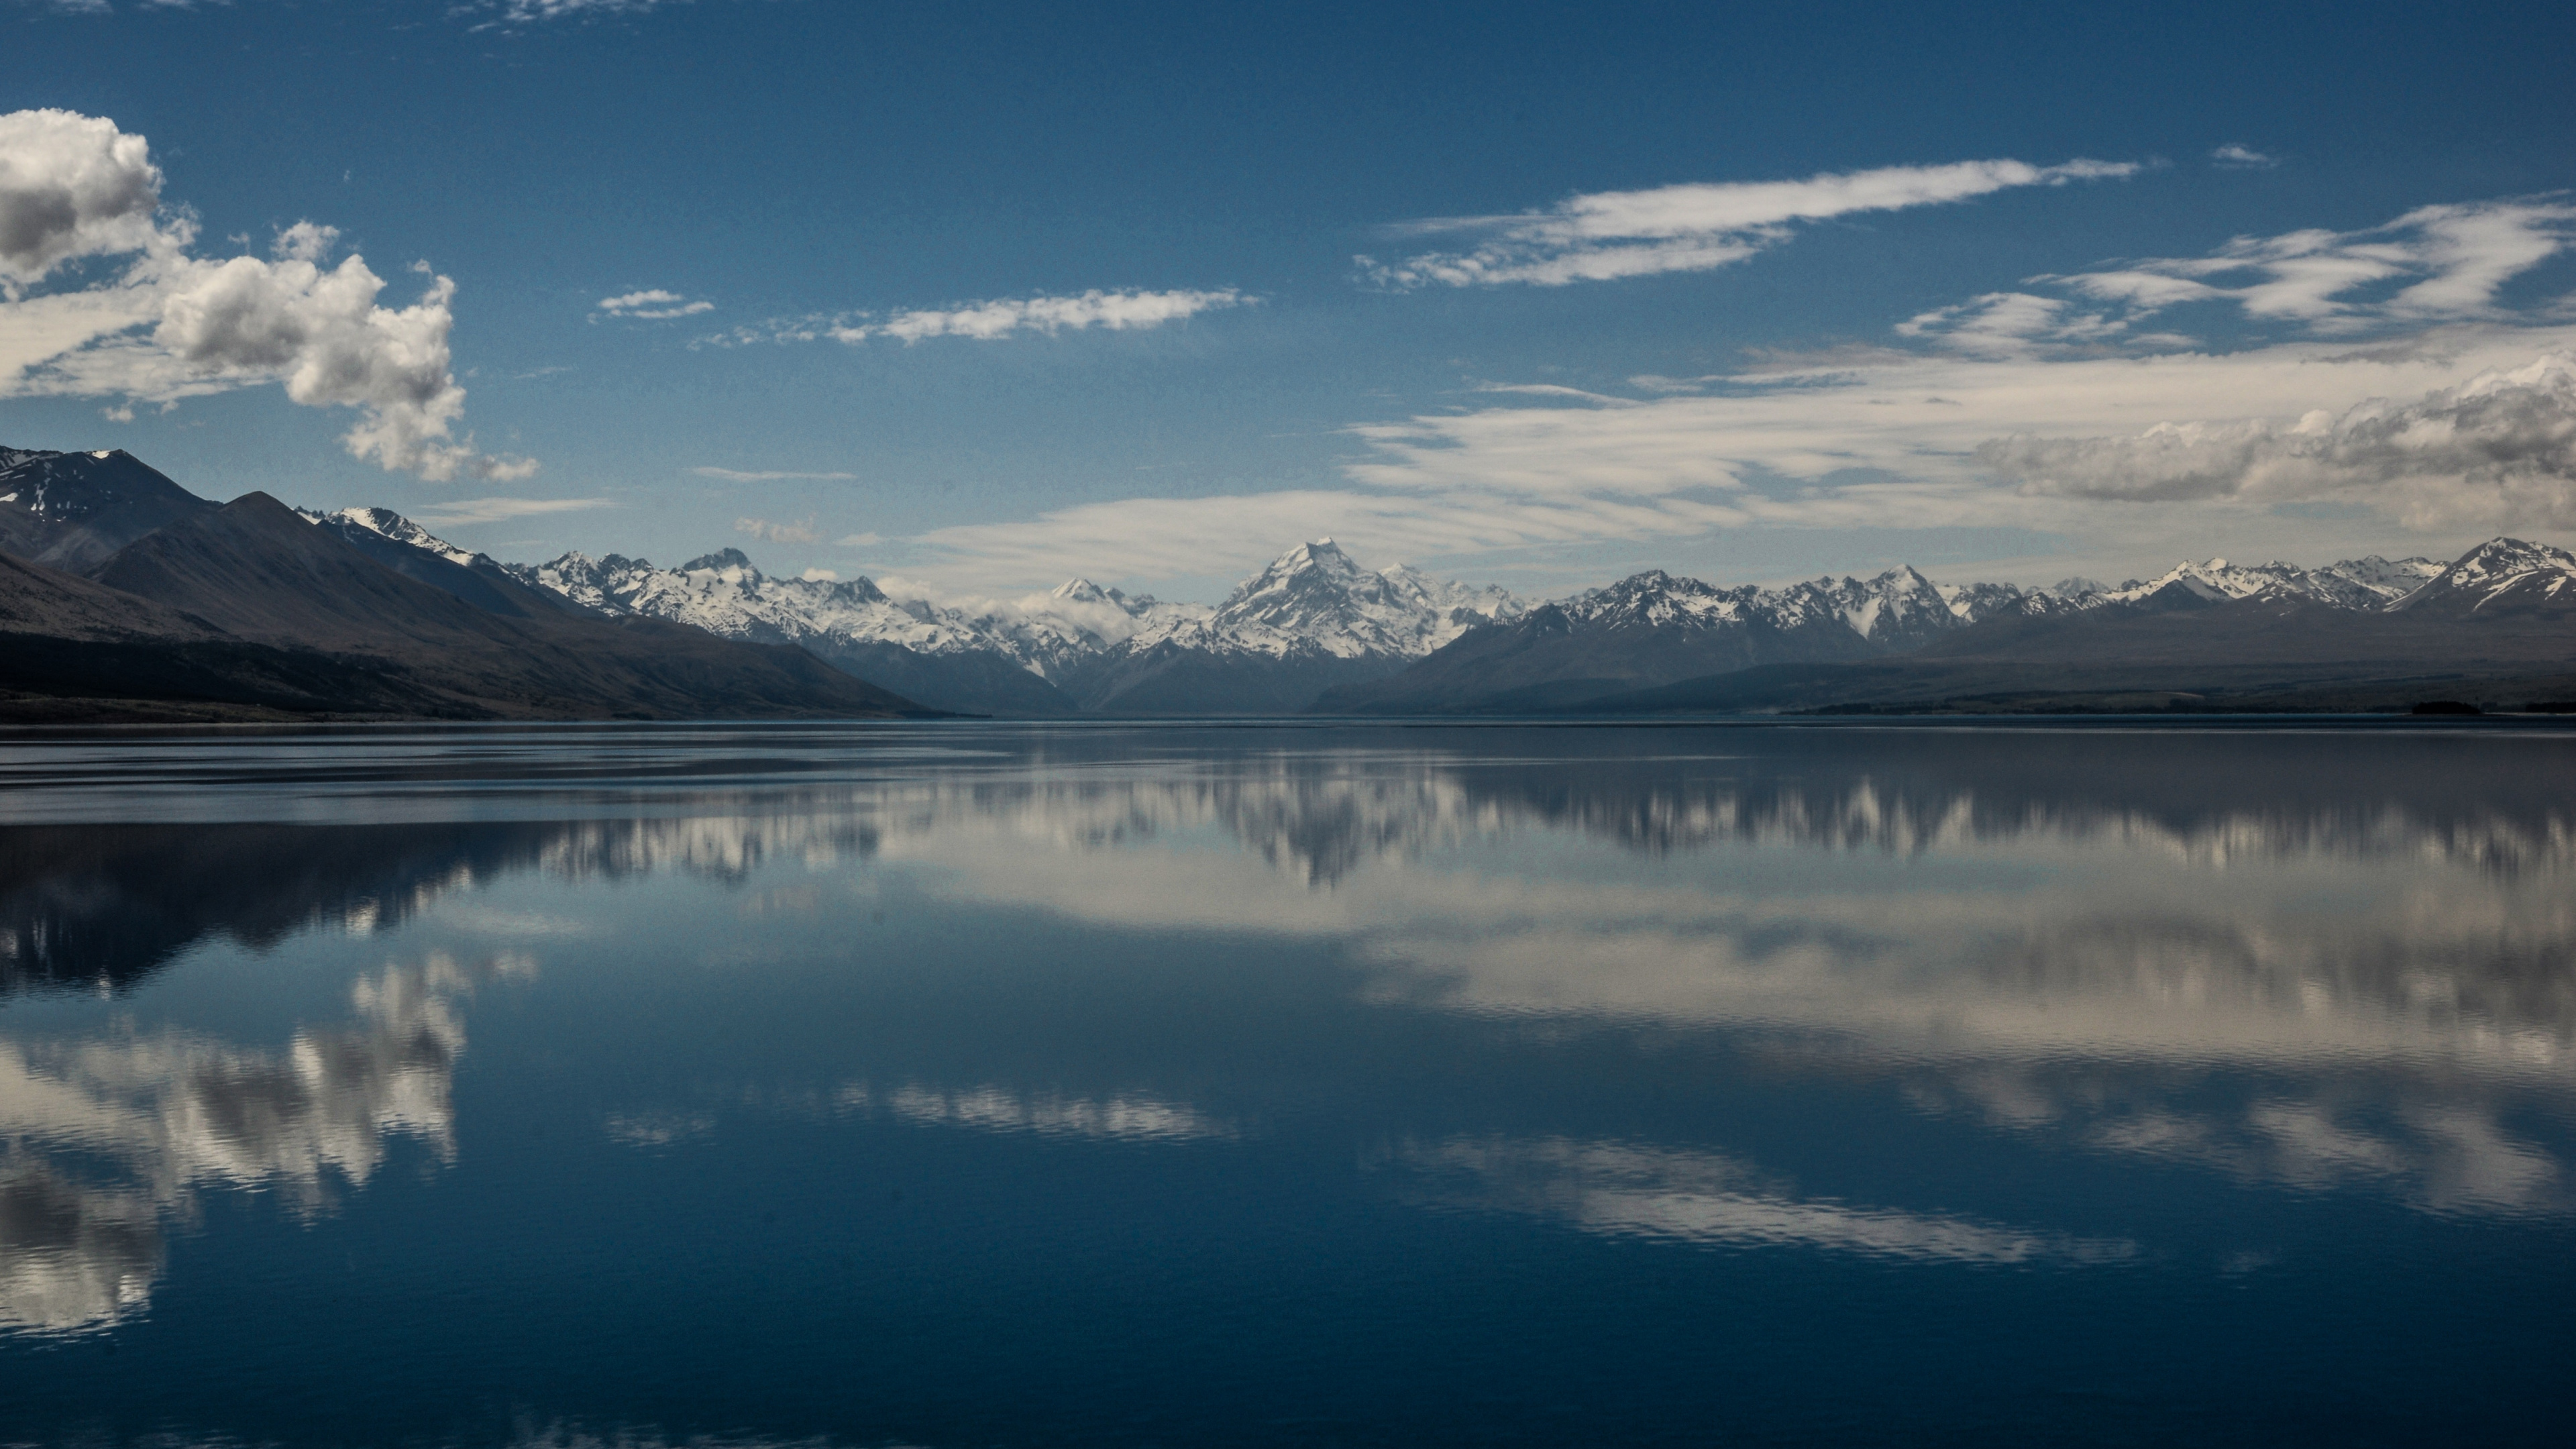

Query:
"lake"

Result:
[[1, 720, 2570, 1446]]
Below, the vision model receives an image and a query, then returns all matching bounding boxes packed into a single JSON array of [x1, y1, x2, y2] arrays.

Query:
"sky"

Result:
[[5, 0, 2576, 604]]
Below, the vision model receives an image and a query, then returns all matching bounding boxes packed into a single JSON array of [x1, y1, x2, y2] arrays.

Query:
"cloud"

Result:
[[596, 287, 712, 320], [0, 107, 177, 292], [483, 0, 676, 20], [1894, 291, 2139, 357], [896, 321, 2576, 589], [2054, 199, 2576, 333], [735, 515, 820, 545], [692, 466, 857, 482], [2211, 144, 2280, 170], [710, 288, 1246, 347], [1980, 352, 2576, 527], [855, 287, 1244, 343], [0, 109, 531, 482], [1360, 158, 2139, 288], [408, 496, 611, 527], [799, 568, 839, 582]]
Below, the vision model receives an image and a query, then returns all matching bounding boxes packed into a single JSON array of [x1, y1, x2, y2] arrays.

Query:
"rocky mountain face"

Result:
[[0, 446, 935, 723], [0, 448, 215, 571]]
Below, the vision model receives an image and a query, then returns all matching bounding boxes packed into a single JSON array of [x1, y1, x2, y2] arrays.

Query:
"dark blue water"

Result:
[[0, 720, 2570, 1446]]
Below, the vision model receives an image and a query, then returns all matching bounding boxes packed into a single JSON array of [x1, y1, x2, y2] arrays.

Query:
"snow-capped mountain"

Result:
[[1048, 539, 1527, 712], [2095, 554, 2445, 610], [1122, 539, 1521, 660], [2387, 537, 2576, 615], [0, 446, 215, 570], [230, 486, 2576, 716], [303, 506, 484, 569]]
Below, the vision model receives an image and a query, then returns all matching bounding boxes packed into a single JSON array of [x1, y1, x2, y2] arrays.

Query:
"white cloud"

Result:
[[692, 466, 857, 482], [735, 515, 819, 545], [486, 0, 676, 20], [0, 108, 178, 293], [1981, 352, 2576, 527], [895, 321, 2576, 590], [1360, 158, 2139, 288], [2055, 199, 2576, 332], [0, 110, 531, 482], [596, 287, 713, 320], [409, 496, 611, 527], [1894, 291, 2137, 357], [270, 220, 339, 264], [799, 567, 839, 582], [849, 287, 1244, 343], [710, 288, 1246, 348], [2211, 144, 2279, 170]]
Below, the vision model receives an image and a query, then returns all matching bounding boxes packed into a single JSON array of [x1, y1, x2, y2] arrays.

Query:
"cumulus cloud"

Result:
[[1360, 158, 2139, 288], [2211, 144, 2279, 170], [692, 466, 857, 482], [735, 515, 820, 545], [2054, 199, 2576, 333], [1980, 352, 2576, 527], [0, 109, 529, 482], [596, 287, 712, 319], [0, 108, 178, 293]]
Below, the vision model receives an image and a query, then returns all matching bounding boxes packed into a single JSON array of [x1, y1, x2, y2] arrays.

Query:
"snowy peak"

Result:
[[680, 547, 759, 576], [1163, 538, 1523, 660], [2395, 536, 2576, 614], [302, 506, 483, 570], [1566, 571, 1756, 629]]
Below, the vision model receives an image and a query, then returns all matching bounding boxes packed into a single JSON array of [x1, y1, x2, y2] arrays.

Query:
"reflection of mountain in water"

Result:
[[955, 731, 2576, 881], [0, 951, 519, 1334], [0, 813, 882, 998]]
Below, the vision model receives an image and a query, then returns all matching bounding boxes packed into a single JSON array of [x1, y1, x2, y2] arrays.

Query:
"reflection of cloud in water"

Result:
[[604, 1112, 718, 1149], [854, 767, 2576, 1221], [1389, 1135, 2136, 1266], [0, 951, 525, 1334], [843, 1081, 1236, 1144]]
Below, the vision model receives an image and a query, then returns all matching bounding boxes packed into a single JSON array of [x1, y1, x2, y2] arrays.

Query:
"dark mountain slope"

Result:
[[87, 493, 936, 719], [0, 547, 431, 719], [309, 516, 582, 619], [0, 447, 217, 571]]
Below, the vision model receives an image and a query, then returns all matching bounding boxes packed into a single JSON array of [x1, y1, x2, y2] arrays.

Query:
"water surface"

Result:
[[1, 720, 2570, 1446]]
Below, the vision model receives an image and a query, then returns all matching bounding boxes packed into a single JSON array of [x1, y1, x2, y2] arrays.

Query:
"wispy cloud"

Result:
[[896, 317, 2576, 589], [692, 466, 857, 482], [0, 108, 533, 482], [2052, 198, 2576, 333], [409, 496, 612, 527], [1359, 158, 2140, 288], [735, 515, 819, 545], [481, 0, 678, 22], [708, 287, 1246, 347], [595, 288, 712, 320], [2211, 144, 2280, 170]]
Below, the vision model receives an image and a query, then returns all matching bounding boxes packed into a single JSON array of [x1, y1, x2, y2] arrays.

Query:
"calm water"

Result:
[[1, 720, 2571, 1446]]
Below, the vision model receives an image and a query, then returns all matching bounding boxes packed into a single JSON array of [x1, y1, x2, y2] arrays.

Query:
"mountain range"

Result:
[[0, 446, 927, 722], [4, 439, 2574, 720]]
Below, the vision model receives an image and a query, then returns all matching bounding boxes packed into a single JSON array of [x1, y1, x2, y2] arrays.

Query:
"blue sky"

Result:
[[5, 0, 2576, 603]]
